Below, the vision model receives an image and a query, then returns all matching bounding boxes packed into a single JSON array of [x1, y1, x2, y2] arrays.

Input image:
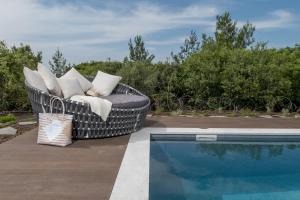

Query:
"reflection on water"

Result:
[[150, 141, 300, 200], [196, 143, 300, 160]]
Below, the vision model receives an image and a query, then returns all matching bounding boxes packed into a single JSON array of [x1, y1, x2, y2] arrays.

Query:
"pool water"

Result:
[[149, 135, 300, 200]]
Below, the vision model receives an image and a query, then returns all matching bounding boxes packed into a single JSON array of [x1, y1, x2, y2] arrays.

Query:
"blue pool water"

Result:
[[149, 135, 300, 200]]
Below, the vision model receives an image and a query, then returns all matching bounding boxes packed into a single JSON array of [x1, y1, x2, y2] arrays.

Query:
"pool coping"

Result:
[[109, 128, 300, 200]]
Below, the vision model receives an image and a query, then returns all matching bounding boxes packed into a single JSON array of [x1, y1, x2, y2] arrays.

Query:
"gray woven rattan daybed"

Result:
[[25, 81, 150, 139]]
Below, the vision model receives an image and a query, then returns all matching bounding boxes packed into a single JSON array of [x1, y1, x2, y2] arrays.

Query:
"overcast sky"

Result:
[[0, 0, 299, 65]]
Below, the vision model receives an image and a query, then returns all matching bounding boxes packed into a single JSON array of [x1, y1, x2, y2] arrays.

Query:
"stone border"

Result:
[[109, 128, 300, 200], [0, 127, 17, 135]]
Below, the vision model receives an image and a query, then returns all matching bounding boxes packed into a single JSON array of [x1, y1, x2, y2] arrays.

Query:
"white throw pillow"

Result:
[[23, 67, 48, 92], [92, 71, 122, 96], [61, 68, 92, 92], [57, 78, 84, 99], [86, 88, 100, 97], [37, 63, 62, 96]]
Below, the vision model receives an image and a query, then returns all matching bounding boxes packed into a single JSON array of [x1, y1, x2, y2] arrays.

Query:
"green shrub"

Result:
[[0, 114, 16, 123], [76, 61, 123, 76], [0, 42, 41, 111], [221, 46, 291, 111], [179, 45, 227, 109], [239, 108, 257, 117], [72, 44, 300, 113], [1, 42, 300, 113], [179, 44, 294, 111], [117, 61, 181, 111]]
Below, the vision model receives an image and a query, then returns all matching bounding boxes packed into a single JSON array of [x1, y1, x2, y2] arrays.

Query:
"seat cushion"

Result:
[[101, 94, 149, 108]]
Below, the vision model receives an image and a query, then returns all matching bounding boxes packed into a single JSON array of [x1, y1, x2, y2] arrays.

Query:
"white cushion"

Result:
[[86, 88, 100, 97], [57, 78, 84, 98], [23, 67, 48, 92], [61, 68, 92, 92], [37, 63, 62, 96], [92, 71, 122, 96]]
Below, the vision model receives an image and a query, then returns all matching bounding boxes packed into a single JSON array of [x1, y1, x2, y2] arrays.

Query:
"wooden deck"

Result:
[[1, 116, 300, 200]]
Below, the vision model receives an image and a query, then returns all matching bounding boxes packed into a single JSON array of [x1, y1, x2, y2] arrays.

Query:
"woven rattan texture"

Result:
[[25, 81, 149, 139]]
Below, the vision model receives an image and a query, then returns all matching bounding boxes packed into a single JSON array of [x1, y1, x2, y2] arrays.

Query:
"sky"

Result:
[[0, 0, 299, 65]]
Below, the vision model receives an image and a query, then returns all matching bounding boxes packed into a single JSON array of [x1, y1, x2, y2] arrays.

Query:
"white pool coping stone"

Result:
[[109, 128, 300, 200]]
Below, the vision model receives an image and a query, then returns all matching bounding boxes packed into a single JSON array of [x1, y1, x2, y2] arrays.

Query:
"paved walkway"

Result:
[[1, 116, 300, 200]]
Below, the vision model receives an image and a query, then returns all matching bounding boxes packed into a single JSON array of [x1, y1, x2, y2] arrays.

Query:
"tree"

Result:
[[172, 12, 255, 64], [49, 48, 67, 77], [171, 30, 200, 64], [127, 35, 155, 63], [214, 12, 255, 48]]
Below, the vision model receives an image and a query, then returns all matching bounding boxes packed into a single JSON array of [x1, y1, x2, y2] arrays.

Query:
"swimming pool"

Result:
[[150, 134, 300, 200], [110, 128, 300, 200]]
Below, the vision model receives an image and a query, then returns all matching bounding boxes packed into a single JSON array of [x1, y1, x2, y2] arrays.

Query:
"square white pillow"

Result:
[[61, 68, 92, 92], [57, 78, 84, 99], [23, 67, 48, 92], [92, 71, 122, 96], [37, 63, 62, 96]]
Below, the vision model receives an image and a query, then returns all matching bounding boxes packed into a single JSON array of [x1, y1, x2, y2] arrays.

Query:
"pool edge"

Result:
[[109, 128, 300, 200]]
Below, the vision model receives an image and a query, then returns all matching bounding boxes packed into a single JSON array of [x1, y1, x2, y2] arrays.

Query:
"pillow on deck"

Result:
[[92, 71, 122, 96], [37, 63, 62, 96], [57, 78, 84, 99], [61, 68, 92, 92], [23, 67, 48, 92]]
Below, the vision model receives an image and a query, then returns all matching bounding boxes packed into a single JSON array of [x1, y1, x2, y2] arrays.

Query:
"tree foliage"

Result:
[[72, 12, 300, 112], [171, 30, 200, 64], [49, 48, 68, 77], [75, 42, 300, 113], [76, 61, 123, 76], [180, 45, 294, 111], [126, 35, 154, 63], [214, 12, 255, 48], [0, 42, 41, 111], [172, 12, 255, 64]]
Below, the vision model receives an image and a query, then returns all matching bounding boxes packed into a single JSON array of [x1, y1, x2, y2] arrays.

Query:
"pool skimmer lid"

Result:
[[196, 134, 217, 141]]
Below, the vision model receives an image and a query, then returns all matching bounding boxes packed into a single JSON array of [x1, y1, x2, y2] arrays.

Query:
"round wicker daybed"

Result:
[[25, 81, 150, 139]]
